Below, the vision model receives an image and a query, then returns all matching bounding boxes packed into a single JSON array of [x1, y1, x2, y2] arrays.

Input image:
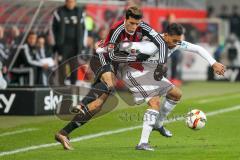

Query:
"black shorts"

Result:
[[90, 55, 117, 81]]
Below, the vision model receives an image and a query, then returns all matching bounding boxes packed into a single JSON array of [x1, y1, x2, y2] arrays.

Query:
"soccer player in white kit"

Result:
[[118, 23, 225, 151]]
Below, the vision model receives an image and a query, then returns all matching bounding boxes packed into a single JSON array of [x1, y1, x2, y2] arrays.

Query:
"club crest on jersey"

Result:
[[107, 43, 115, 51], [136, 32, 142, 39]]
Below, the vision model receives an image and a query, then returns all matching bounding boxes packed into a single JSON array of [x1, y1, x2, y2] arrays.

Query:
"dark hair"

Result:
[[37, 34, 46, 40], [125, 6, 143, 20], [166, 23, 184, 36], [27, 31, 37, 38]]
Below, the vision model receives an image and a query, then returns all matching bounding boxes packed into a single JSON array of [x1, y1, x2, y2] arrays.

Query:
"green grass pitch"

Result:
[[1, 82, 240, 160]]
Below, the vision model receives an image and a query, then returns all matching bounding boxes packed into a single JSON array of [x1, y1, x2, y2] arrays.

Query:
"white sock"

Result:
[[155, 98, 178, 128], [139, 109, 159, 144]]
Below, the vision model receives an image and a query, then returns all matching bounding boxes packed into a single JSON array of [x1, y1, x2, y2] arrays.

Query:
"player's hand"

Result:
[[212, 62, 225, 76], [154, 64, 168, 81], [97, 40, 104, 47], [43, 63, 49, 70], [95, 40, 104, 49]]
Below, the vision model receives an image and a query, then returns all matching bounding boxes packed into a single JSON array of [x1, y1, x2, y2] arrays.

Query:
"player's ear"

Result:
[[164, 32, 168, 37], [163, 33, 169, 40]]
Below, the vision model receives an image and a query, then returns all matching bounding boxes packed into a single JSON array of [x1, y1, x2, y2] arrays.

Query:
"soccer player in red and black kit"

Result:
[[55, 6, 168, 150]]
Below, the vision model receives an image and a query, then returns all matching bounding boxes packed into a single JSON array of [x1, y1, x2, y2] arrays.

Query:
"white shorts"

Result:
[[118, 63, 174, 105]]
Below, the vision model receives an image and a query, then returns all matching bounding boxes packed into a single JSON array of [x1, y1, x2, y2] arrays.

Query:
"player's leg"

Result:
[[69, 71, 116, 122], [56, 58, 118, 150], [123, 69, 160, 151], [70, 55, 116, 113], [55, 92, 109, 150], [154, 86, 182, 131], [58, 71, 115, 136], [136, 96, 159, 151], [124, 66, 175, 150]]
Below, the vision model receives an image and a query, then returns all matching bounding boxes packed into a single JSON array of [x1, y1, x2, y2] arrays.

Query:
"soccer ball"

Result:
[[185, 109, 207, 130]]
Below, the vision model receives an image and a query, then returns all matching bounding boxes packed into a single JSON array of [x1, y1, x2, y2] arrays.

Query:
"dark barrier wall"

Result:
[[0, 88, 63, 115]]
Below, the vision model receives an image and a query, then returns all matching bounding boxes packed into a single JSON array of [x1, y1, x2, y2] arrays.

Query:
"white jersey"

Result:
[[119, 40, 216, 66], [118, 40, 217, 104]]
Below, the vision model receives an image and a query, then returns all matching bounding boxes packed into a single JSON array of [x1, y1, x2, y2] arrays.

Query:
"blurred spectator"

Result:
[[36, 35, 55, 86], [8, 26, 22, 50], [103, 9, 117, 27], [37, 35, 53, 59], [0, 26, 9, 63], [229, 5, 240, 39], [218, 5, 229, 20], [0, 25, 8, 89], [83, 6, 95, 56], [162, 13, 176, 32], [52, 0, 87, 85], [13, 31, 51, 85], [223, 34, 240, 67], [0, 26, 4, 42], [126, 0, 141, 7], [94, 27, 109, 48], [207, 6, 215, 18]]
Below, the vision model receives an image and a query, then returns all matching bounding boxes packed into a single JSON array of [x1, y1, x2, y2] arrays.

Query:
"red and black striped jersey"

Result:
[[104, 19, 143, 45], [100, 19, 168, 64]]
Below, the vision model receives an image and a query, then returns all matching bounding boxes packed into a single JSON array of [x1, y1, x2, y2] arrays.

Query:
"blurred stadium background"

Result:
[[0, 0, 240, 159]]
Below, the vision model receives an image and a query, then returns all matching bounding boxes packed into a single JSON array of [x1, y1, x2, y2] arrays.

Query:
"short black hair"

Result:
[[27, 31, 37, 38], [166, 23, 184, 36], [125, 6, 143, 20]]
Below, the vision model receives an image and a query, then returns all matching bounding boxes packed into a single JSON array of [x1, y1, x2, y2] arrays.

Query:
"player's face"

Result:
[[27, 34, 37, 47], [37, 37, 45, 48], [65, 0, 76, 10], [125, 17, 141, 34], [164, 33, 182, 49]]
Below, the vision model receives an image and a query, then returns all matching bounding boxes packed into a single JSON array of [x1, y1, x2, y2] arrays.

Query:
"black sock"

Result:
[[62, 106, 94, 134], [81, 81, 109, 106], [62, 121, 80, 135]]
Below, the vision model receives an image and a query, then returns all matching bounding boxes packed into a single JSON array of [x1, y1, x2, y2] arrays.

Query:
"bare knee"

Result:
[[147, 96, 160, 111], [167, 87, 182, 101], [101, 72, 116, 90], [88, 99, 103, 112], [88, 94, 109, 112]]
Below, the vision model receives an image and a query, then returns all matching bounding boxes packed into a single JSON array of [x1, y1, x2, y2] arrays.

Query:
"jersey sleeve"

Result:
[[179, 41, 216, 66], [104, 24, 124, 46], [140, 22, 168, 64]]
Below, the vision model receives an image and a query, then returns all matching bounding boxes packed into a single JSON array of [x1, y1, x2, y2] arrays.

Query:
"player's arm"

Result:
[[119, 41, 158, 56], [180, 41, 225, 75], [21, 45, 45, 67], [108, 45, 136, 62], [140, 22, 168, 81], [140, 22, 168, 64]]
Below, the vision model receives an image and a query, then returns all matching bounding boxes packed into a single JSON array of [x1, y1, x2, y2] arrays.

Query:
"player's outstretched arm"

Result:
[[179, 41, 226, 76], [96, 44, 137, 63], [179, 41, 216, 66]]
